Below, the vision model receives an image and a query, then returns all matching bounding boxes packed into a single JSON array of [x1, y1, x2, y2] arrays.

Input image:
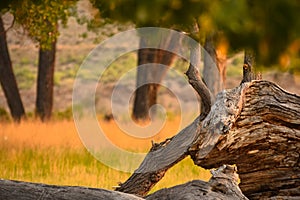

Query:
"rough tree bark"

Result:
[[117, 44, 213, 196], [191, 80, 300, 199], [117, 61, 300, 198], [36, 40, 56, 121], [0, 165, 248, 200], [0, 15, 25, 122], [146, 165, 248, 200], [0, 179, 144, 200]]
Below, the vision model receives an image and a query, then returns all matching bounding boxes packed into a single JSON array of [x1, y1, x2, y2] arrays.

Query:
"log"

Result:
[[116, 117, 201, 196], [190, 80, 300, 199], [146, 164, 248, 200], [0, 165, 248, 200], [119, 80, 300, 199], [0, 179, 143, 200]]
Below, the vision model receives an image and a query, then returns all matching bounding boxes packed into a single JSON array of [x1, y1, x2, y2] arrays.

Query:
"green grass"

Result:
[[0, 144, 210, 191], [0, 145, 129, 188]]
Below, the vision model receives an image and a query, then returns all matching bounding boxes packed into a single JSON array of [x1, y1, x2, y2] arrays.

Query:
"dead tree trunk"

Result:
[[0, 164, 248, 200], [146, 165, 248, 200], [190, 80, 300, 199], [117, 59, 300, 199], [0, 179, 144, 200]]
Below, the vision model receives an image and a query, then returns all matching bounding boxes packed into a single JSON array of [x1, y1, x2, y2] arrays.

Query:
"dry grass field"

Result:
[[0, 118, 211, 193]]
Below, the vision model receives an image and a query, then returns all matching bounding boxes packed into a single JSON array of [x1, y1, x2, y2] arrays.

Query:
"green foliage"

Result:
[[53, 107, 73, 120], [211, 0, 300, 65], [91, 0, 300, 66], [11, 0, 78, 50], [14, 66, 36, 89]]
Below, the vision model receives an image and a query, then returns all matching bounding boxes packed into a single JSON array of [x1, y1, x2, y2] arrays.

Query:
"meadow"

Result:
[[0, 119, 211, 193]]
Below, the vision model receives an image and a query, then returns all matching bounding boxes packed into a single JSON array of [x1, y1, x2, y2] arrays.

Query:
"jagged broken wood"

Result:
[[146, 164, 248, 200], [191, 80, 300, 199], [118, 79, 300, 199]]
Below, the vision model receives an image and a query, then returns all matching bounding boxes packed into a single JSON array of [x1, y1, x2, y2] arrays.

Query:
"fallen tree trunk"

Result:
[[118, 80, 300, 199], [146, 165, 248, 200], [0, 165, 248, 200], [190, 80, 300, 199], [0, 179, 144, 200]]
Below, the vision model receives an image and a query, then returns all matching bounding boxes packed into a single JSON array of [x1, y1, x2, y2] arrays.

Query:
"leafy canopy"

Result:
[[91, 0, 300, 65], [10, 0, 77, 50]]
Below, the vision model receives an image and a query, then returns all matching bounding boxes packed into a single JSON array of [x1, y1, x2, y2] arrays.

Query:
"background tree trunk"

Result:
[[203, 34, 226, 97], [0, 15, 25, 122], [241, 50, 256, 84], [132, 36, 178, 121], [36, 40, 56, 121]]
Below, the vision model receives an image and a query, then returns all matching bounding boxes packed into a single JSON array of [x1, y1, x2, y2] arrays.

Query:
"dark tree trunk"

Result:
[[36, 40, 56, 121], [0, 15, 25, 122], [132, 36, 177, 121], [241, 50, 256, 84]]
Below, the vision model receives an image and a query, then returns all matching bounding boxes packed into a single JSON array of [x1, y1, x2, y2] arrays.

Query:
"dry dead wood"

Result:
[[118, 79, 300, 199]]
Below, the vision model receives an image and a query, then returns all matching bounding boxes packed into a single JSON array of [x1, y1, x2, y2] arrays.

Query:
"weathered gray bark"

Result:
[[191, 80, 300, 199], [146, 165, 248, 200], [0, 179, 143, 200], [118, 78, 300, 199], [0, 165, 248, 200], [117, 45, 212, 195]]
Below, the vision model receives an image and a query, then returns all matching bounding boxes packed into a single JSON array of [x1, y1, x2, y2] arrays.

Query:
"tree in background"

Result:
[[11, 0, 77, 121], [91, 0, 231, 120], [0, 5, 25, 122], [93, 0, 300, 92]]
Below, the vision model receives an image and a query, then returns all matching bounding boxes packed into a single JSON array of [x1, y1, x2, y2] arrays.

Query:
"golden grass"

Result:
[[0, 119, 211, 192]]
